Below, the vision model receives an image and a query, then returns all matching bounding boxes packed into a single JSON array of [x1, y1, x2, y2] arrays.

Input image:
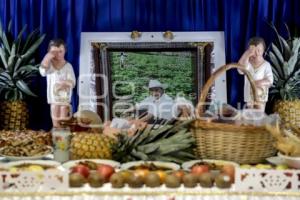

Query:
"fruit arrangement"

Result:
[[70, 168, 234, 189], [3, 160, 61, 172], [240, 163, 289, 170], [68, 160, 116, 187], [127, 162, 175, 171], [67, 160, 235, 189], [8, 164, 56, 172]]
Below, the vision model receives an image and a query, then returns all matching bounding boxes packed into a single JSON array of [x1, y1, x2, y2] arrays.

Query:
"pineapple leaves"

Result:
[[112, 120, 195, 164], [288, 38, 300, 74], [21, 34, 45, 60], [21, 28, 41, 54], [267, 22, 300, 100], [271, 68, 279, 83], [131, 149, 149, 160], [0, 21, 45, 100], [13, 64, 39, 79], [16, 80, 37, 97], [284, 23, 291, 41], [7, 20, 12, 33], [279, 35, 292, 60], [0, 71, 13, 86], [0, 47, 8, 69], [268, 22, 283, 52], [271, 43, 284, 64], [137, 143, 160, 154], [8, 43, 16, 70], [15, 24, 27, 53], [0, 22, 11, 53]]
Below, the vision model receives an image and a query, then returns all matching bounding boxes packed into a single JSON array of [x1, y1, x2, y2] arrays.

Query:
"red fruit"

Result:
[[221, 164, 235, 183], [191, 164, 209, 176], [71, 164, 90, 178], [96, 164, 115, 182]]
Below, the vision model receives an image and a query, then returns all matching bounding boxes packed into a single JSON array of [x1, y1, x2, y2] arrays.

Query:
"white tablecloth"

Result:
[[1, 186, 299, 200]]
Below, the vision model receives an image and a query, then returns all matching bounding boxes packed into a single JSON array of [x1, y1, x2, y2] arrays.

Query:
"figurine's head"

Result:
[[48, 39, 67, 62], [248, 37, 266, 62]]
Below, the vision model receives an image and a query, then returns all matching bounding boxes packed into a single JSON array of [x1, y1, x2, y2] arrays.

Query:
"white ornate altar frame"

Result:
[[78, 32, 226, 119]]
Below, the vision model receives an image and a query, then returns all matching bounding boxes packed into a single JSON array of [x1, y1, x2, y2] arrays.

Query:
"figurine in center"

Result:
[[40, 39, 76, 128]]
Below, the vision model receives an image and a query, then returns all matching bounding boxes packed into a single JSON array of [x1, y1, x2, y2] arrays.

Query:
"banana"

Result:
[[266, 123, 300, 157]]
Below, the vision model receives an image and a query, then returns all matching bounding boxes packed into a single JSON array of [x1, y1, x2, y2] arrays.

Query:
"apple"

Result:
[[71, 164, 90, 178], [96, 164, 115, 182], [221, 164, 235, 183], [191, 164, 209, 176]]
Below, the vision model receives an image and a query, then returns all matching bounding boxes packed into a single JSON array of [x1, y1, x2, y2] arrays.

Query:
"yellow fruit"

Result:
[[276, 164, 288, 170], [9, 167, 18, 173], [0, 101, 29, 130], [28, 165, 44, 172], [255, 164, 272, 169], [70, 132, 116, 160], [155, 170, 167, 183], [274, 100, 300, 128], [240, 164, 252, 169]]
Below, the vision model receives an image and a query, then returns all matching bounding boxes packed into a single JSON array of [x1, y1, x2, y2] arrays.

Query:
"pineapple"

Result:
[[70, 132, 116, 159], [267, 23, 300, 128], [0, 21, 45, 130], [112, 120, 195, 164], [0, 101, 29, 130], [274, 100, 300, 128]]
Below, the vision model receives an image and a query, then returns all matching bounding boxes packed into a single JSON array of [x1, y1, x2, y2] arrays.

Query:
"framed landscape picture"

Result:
[[92, 42, 213, 120]]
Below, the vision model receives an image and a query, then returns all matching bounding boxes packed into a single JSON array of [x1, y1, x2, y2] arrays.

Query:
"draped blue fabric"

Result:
[[0, 0, 299, 130]]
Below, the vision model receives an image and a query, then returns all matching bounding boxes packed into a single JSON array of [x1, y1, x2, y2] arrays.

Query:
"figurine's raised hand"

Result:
[[41, 52, 55, 69], [247, 45, 256, 57]]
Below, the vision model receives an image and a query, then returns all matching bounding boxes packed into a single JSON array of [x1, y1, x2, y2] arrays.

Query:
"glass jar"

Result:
[[52, 127, 71, 162]]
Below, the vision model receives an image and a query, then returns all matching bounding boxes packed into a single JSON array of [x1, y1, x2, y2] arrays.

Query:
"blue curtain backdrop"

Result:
[[0, 0, 299, 130]]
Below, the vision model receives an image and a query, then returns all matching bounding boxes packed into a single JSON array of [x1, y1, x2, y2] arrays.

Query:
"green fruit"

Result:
[[69, 173, 85, 187], [182, 174, 198, 188], [119, 170, 134, 183], [165, 174, 181, 188], [88, 172, 104, 188], [110, 173, 125, 188], [127, 175, 144, 188], [144, 172, 161, 187], [198, 172, 214, 188], [215, 174, 232, 189]]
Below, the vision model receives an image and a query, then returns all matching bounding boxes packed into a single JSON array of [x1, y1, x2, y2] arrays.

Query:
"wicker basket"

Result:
[[191, 63, 277, 164]]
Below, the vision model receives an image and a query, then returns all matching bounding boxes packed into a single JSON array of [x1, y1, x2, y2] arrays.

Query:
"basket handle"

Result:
[[196, 63, 258, 115]]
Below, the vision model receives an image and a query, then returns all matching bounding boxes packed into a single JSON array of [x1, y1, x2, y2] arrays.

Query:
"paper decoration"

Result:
[[235, 168, 300, 191], [0, 170, 68, 192]]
